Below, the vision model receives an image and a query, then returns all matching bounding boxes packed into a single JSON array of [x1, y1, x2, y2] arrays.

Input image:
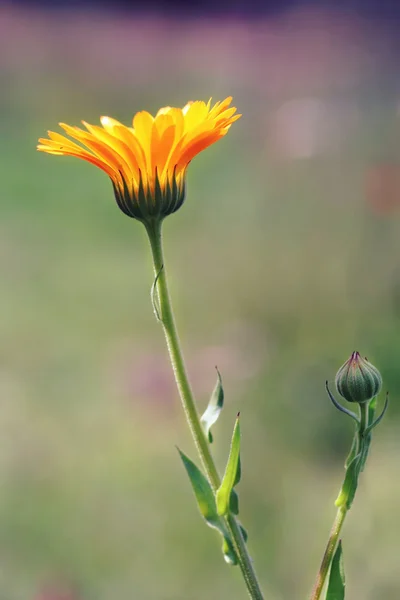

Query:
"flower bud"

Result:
[[335, 351, 382, 404]]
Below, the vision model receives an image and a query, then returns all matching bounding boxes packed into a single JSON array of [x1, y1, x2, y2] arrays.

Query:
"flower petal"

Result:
[[37, 97, 240, 219]]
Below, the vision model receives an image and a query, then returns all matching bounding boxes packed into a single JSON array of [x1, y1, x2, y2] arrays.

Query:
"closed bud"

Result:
[[335, 351, 382, 404]]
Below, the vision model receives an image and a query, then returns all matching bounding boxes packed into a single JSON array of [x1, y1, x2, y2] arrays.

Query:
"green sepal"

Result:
[[216, 415, 241, 517], [326, 540, 345, 600], [335, 454, 360, 509], [201, 368, 224, 443], [177, 448, 238, 565]]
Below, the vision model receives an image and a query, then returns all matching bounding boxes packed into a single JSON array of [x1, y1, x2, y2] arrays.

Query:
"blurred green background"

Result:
[[1, 4, 400, 599]]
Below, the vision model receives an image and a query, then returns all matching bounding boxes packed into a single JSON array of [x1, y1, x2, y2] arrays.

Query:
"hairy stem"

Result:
[[145, 218, 264, 600]]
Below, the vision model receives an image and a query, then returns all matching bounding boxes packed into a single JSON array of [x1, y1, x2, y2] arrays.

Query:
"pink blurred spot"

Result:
[[365, 164, 400, 214], [113, 321, 268, 414], [34, 583, 78, 600]]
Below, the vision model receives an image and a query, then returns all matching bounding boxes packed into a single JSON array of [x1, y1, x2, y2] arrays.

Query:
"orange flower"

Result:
[[38, 97, 240, 221]]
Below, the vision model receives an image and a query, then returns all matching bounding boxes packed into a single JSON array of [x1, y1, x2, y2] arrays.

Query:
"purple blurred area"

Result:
[[6, 0, 400, 18], [1, 2, 398, 111]]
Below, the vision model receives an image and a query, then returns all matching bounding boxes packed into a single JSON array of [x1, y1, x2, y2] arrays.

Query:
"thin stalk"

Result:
[[310, 401, 371, 600], [358, 402, 370, 472], [309, 507, 347, 600], [359, 402, 369, 435], [144, 218, 264, 600]]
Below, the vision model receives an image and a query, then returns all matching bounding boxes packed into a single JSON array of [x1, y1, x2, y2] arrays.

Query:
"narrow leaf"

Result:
[[150, 265, 164, 322], [229, 457, 241, 514], [221, 537, 237, 566], [178, 448, 217, 522], [364, 392, 389, 438], [358, 433, 372, 473], [367, 395, 377, 425], [229, 490, 240, 515], [201, 368, 224, 443], [326, 541, 345, 600], [344, 435, 358, 469], [178, 448, 238, 565], [239, 522, 248, 543], [335, 454, 360, 509], [216, 415, 241, 516]]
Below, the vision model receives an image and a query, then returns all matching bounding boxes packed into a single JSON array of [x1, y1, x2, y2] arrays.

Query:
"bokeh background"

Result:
[[1, 1, 400, 598]]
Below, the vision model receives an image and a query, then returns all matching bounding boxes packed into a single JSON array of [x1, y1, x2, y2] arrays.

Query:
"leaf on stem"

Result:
[[364, 392, 389, 437], [150, 265, 164, 322], [344, 435, 358, 469], [178, 448, 238, 565], [335, 454, 360, 509], [216, 415, 241, 517], [367, 396, 377, 425], [239, 522, 248, 542], [229, 455, 241, 515], [326, 540, 345, 600], [200, 368, 224, 443]]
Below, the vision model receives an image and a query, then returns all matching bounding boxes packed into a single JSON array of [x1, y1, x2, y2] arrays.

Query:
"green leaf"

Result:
[[201, 368, 224, 443], [239, 522, 248, 543], [221, 537, 237, 566], [178, 448, 238, 565], [150, 265, 164, 322], [216, 415, 241, 516], [358, 433, 372, 473], [229, 489, 239, 515], [335, 453, 360, 509], [178, 448, 216, 522], [326, 541, 345, 600], [344, 435, 358, 469], [229, 456, 241, 515], [367, 395, 377, 425]]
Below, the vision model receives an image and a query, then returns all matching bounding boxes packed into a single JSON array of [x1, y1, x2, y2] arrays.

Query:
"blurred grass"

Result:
[[0, 5, 400, 599]]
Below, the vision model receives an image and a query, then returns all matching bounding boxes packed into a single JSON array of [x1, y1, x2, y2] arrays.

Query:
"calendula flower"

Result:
[[38, 97, 240, 222]]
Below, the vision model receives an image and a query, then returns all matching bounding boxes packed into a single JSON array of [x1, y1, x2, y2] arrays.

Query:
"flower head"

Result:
[[38, 97, 240, 222], [335, 351, 382, 404]]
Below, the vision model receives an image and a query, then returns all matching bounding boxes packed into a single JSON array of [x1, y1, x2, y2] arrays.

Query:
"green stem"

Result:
[[145, 218, 264, 600], [310, 401, 371, 600], [358, 402, 370, 472], [309, 507, 347, 600], [359, 402, 369, 434]]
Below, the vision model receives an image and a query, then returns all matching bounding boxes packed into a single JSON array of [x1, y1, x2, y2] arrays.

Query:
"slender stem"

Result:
[[309, 507, 347, 600], [144, 218, 264, 600], [310, 402, 371, 600], [358, 402, 370, 472], [359, 402, 369, 434]]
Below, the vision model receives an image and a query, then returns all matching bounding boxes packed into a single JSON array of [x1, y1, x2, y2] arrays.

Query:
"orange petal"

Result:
[[182, 101, 209, 132], [82, 121, 140, 180], [176, 130, 225, 171], [153, 124, 176, 176], [213, 107, 238, 125], [59, 123, 131, 180], [208, 97, 233, 118], [38, 144, 115, 179], [106, 123, 148, 174], [132, 110, 154, 169]]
